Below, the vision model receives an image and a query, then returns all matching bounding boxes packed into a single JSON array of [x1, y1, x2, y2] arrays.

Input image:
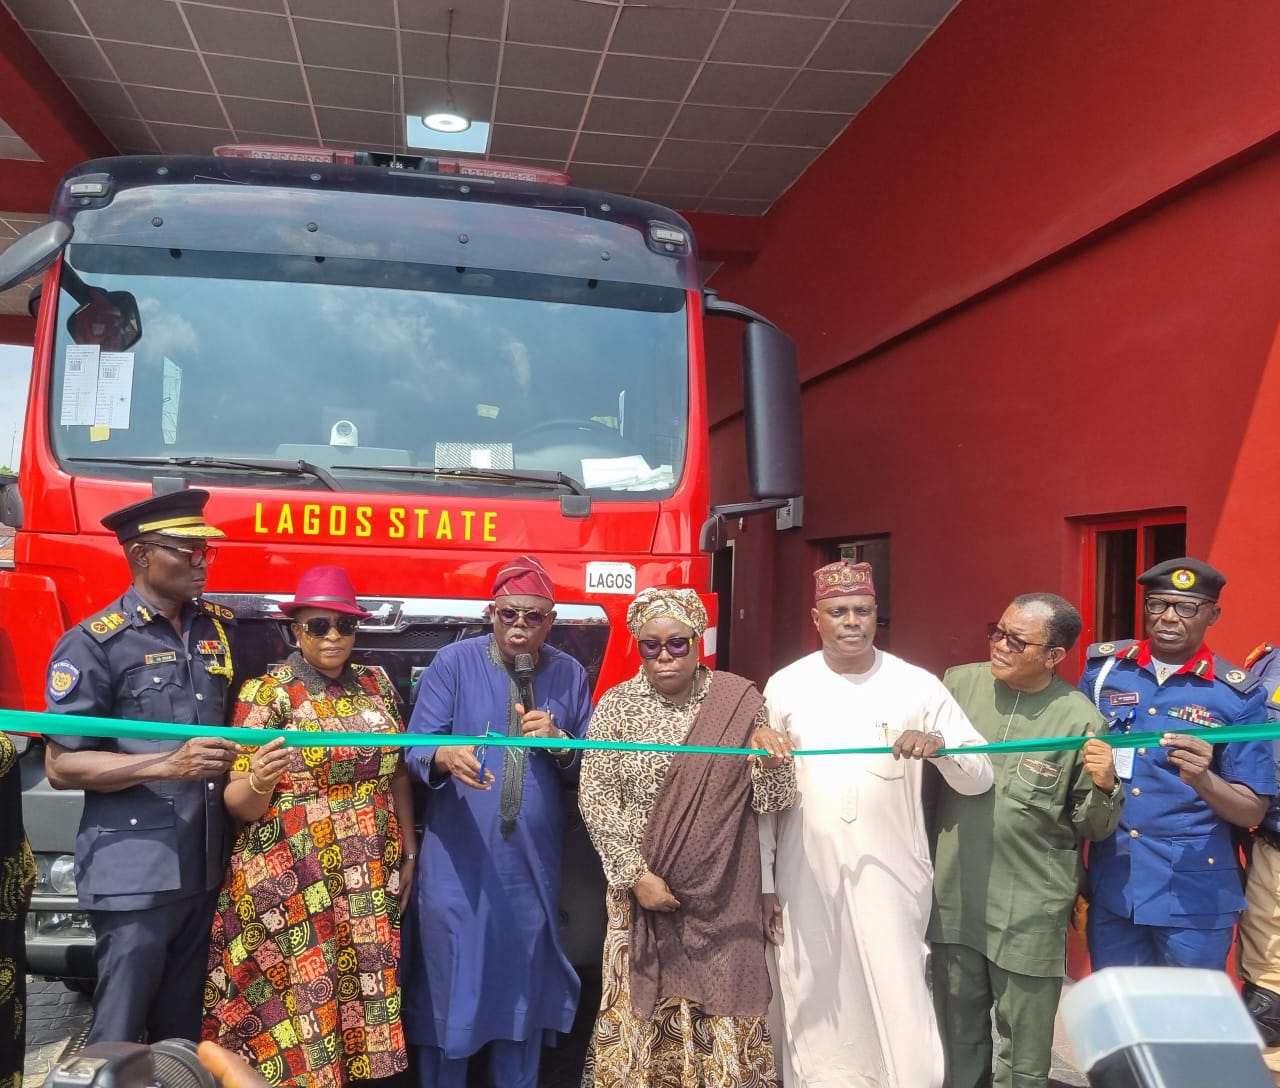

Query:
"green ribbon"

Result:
[[4, 707, 1280, 758]]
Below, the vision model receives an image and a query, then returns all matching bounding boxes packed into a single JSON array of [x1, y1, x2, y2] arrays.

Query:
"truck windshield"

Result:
[[48, 243, 689, 498]]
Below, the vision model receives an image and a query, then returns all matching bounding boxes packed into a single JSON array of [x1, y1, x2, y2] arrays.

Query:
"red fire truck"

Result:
[[0, 146, 801, 981]]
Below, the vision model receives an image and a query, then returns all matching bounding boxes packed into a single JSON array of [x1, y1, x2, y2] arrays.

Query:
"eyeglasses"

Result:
[[148, 541, 217, 566], [297, 615, 360, 638], [986, 623, 1049, 655], [495, 606, 549, 627], [637, 637, 694, 660], [1144, 597, 1212, 620]]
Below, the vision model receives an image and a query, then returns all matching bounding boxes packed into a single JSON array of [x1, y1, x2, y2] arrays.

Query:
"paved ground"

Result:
[[24, 980, 93, 1088], [24, 974, 1088, 1087]]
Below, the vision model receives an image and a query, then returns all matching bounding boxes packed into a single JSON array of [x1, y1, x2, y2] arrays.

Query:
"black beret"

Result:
[[101, 489, 225, 544], [1137, 557, 1225, 601]]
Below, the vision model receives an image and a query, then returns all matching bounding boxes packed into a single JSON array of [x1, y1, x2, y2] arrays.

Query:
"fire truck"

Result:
[[0, 145, 801, 982]]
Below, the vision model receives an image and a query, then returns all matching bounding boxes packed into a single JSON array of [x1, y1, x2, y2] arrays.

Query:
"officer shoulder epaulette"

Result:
[[1245, 643, 1276, 670], [1086, 639, 1137, 660], [199, 599, 236, 622], [1215, 656, 1262, 694], [79, 608, 132, 643]]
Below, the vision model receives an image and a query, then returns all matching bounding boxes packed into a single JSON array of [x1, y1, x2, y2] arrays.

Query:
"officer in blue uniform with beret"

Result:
[[43, 488, 241, 1043], [1078, 556, 1274, 970]]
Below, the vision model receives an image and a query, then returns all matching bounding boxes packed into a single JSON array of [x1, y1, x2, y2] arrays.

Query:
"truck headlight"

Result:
[[35, 854, 78, 895]]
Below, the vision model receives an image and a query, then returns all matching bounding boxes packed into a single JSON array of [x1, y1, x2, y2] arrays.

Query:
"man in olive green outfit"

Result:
[[928, 592, 1123, 1088]]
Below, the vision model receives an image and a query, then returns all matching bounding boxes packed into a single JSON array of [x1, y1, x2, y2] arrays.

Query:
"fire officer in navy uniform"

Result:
[[43, 489, 240, 1043], [1078, 556, 1274, 971]]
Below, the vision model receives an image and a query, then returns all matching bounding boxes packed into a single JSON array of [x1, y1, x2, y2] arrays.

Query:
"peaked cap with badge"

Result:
[[1137, 557, 1225, 601], [101, 488, 225, 544]]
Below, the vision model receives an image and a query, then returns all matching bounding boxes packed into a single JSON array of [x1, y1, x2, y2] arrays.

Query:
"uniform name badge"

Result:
[[1113, 745, 1135, 781]]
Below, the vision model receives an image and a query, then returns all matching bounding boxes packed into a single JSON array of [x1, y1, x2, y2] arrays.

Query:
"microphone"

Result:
[[514, 653, 536, 717]]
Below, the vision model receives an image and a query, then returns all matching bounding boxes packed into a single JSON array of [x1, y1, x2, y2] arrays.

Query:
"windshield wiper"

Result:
[[327, 463, 590, 495], [327, 464, 593, 516], [66, 455, 340, 491]]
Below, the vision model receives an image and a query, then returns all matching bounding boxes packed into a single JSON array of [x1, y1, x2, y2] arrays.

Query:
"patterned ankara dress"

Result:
[[578, 666, 796, 1088], [1, 733, 36, 1088], [203, 654, 408, 1088]]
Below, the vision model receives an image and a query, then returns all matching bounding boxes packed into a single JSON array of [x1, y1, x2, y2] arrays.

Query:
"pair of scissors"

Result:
[[475, 727, 503, 785]]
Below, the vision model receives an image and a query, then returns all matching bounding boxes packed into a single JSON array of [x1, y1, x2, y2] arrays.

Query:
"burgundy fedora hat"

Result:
[[280, 565, 373, 619]]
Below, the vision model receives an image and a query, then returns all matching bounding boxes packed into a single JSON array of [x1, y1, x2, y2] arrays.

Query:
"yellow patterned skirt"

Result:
[[580, 887, 778, 1088]]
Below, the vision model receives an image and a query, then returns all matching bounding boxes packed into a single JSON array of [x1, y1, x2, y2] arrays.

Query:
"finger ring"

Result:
[[914, 746, 924, 755]]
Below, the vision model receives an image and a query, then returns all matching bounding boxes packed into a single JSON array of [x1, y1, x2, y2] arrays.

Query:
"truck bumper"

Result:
[[25, 892, 96, 981]]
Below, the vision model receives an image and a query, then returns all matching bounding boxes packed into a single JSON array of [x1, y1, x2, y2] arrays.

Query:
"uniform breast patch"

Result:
[[144, 651, 177, 665], [1108, 692, 1140, 707], [48, 659, 81, 702]]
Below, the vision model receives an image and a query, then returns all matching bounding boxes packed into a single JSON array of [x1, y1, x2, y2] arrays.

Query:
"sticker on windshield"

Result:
[[586, 562, 636, 596], [95, 352, 134, 429], [61, 345, 100, 426]]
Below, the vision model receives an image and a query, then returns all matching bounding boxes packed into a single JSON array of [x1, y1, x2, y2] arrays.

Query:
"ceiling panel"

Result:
[[687, 62, 795, 110], [583, 97, 679, 138], [180, 5, 296, 61], [1, 0, 85, 35], [99, 41, 214, 92], [810, 19, 932, 72], [506, 0, 615, 52], [708, 12, 830, 67], [206, 54, 307, 101], [73, 0, 194, 49]]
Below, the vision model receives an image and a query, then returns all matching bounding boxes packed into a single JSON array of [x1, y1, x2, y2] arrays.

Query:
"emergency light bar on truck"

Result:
[[213, 143, 573, 185]]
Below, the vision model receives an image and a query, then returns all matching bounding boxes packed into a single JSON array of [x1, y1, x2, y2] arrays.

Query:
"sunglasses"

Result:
[[297, 615, 360, 638], [1144, 597, 1212, 620], [495, 606, 549, 627], [986, 622, 1049, 655], [637, 636, 694, 660], [148, 541, 217, 566]]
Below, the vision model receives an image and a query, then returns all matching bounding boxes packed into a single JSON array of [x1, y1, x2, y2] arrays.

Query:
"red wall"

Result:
[[708, 1, 1280, 685]]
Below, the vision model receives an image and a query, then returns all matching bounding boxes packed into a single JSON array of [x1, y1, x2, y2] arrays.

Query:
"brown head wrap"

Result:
[[626, 587, 708, 638]]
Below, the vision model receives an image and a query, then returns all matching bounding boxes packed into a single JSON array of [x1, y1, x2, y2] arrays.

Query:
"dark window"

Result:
[[835, 537, 891, 652], [1082, 513, 1186, 644], [711, 541, 734, 670]]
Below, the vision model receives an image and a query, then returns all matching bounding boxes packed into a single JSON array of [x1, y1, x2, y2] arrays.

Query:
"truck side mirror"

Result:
[[742, 320, 802, 499], [0, 219, 73, 294], [704, 292, 803, 500]]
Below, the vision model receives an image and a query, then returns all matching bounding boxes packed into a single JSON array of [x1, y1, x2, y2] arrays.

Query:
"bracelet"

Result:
[[403, 852, 417, 862], [247, 771, 272, 796]]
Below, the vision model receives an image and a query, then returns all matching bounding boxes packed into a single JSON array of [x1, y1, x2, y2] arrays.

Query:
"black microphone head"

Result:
[[514, 652, 534, 678]]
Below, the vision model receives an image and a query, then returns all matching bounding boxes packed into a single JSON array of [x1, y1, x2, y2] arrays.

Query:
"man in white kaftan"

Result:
[[760, 559, 992, 1088]]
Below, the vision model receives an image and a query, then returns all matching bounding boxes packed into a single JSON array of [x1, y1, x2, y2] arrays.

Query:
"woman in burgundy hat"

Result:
[[202, 565, 416, 1088]]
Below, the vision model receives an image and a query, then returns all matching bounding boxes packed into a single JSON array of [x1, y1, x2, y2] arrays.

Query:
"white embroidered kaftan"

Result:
[[759, 649, 992, 1088]]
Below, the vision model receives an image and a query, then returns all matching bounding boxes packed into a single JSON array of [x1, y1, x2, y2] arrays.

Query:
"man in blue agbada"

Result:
[[402, 554, 593, 1088], [1079, 556, 1275, 971]]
